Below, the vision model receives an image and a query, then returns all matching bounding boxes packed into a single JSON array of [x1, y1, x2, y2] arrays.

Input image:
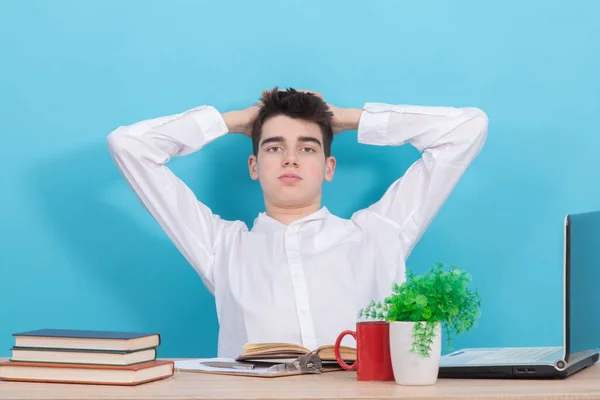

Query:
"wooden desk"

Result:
[[2, 358, 600, 400]]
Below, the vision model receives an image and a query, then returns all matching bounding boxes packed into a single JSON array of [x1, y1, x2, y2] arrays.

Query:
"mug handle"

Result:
[[334, 330, 357, 371]]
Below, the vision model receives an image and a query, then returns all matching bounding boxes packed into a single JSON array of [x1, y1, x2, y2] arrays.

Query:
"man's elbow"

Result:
[[465, 107, 488, 143], [106, 126, 130, 154]]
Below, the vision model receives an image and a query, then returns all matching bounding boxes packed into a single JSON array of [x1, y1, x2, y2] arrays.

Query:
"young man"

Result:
[[107, 88, 488, 358]]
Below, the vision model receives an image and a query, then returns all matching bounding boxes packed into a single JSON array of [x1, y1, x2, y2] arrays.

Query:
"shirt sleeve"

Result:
[[351, 102, 488, 259], [107, 105, 247, 293]]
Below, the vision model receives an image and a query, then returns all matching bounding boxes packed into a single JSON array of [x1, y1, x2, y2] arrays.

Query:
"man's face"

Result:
[[248, 115, 336, 208]]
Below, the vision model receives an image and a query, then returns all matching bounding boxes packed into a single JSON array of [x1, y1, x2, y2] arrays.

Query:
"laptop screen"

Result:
[[567, 210, 600, 360]]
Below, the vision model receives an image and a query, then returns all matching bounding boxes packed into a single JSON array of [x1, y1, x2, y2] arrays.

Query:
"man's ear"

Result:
[[248, 155, 259, 180], [324, 156, 336, 182]]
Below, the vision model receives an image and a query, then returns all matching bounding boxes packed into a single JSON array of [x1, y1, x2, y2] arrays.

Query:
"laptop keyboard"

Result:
[[466, 347, 562, 364]]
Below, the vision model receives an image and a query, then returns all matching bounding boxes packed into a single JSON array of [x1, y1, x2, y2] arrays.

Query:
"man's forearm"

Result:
[[222, 110, 252, 134], [108, 105, 228, 159], [334, 108, 363, 133]]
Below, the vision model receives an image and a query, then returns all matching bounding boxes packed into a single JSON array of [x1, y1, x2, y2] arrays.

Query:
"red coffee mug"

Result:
[[334, 321, 394, 381]]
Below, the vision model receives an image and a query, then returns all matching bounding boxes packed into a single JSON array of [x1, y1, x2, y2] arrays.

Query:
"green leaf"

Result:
[[422, 307, 432, 319], [415, 294, 427, 307]]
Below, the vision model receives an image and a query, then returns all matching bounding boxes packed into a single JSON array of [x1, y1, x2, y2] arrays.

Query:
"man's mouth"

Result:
[[278, 173, 302, 183]]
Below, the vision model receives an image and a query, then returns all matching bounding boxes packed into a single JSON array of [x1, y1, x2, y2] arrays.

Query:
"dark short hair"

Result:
[[251, 87, 334, 157]]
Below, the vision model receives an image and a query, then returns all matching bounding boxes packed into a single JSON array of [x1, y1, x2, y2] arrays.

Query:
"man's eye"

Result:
[[267, 146, 282, 152], [301, 147, 316, 153]]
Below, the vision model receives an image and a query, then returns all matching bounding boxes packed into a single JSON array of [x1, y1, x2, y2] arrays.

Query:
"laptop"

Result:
[[439, 210, 600, 379]]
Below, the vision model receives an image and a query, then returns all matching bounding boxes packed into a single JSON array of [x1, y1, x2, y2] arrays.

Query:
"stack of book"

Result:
[[0, 329, 174, 386]]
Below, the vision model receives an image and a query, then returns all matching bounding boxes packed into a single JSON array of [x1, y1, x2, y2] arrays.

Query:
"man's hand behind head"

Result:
[[223, 105, 259, 138]]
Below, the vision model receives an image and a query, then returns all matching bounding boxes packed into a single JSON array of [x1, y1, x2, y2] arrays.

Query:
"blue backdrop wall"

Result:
[[1, 0, 599, 357]]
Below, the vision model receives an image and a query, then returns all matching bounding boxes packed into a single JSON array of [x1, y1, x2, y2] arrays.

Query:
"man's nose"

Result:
[[282, 150, 299, 166]]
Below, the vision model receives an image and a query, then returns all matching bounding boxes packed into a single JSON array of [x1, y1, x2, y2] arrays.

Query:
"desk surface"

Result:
[[2, 358, 600, 400]]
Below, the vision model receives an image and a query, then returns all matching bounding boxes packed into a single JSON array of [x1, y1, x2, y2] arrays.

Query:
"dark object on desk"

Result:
[[439, 210, 600, 379]]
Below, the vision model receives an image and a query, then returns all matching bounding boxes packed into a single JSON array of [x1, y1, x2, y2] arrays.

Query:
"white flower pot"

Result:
[[389, 321, 442, 386]]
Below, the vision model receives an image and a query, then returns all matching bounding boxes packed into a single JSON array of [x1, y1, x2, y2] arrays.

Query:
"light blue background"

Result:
[[1, 0, 599, 358]]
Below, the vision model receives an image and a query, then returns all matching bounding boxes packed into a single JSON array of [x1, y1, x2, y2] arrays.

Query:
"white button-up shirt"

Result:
[[107, 102, 488, 358]]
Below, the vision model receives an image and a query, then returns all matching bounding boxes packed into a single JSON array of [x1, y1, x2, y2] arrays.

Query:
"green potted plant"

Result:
[[358, 262, 481, 386]]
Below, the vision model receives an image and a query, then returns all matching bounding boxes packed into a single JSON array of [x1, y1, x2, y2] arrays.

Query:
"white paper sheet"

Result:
[[174, 357, 282, 375]]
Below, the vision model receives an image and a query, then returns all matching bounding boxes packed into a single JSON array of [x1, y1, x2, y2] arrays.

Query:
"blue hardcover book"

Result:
[[12, 329, 160, 352]]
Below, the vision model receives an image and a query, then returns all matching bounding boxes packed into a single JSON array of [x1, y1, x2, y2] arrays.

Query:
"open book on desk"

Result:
[[236, 342, 356, 365]]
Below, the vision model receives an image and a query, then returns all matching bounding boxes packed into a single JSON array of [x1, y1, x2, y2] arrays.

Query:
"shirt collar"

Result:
[[252, 206, 331, 232]]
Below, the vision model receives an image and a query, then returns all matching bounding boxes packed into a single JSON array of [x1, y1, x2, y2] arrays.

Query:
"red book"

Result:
[[0, 359, 174, 386]]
